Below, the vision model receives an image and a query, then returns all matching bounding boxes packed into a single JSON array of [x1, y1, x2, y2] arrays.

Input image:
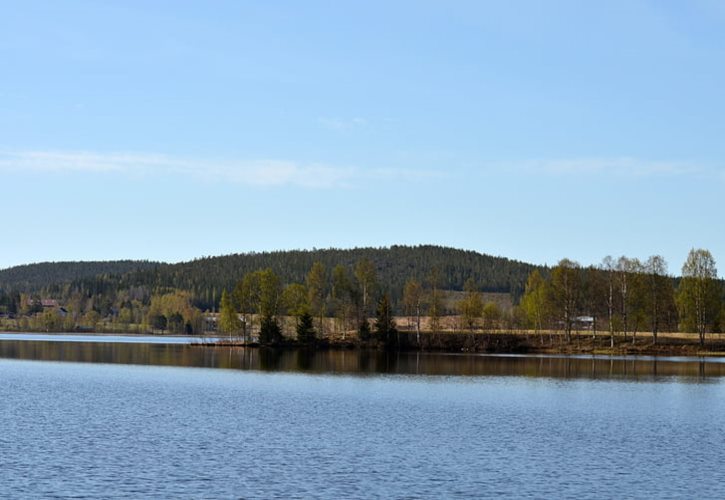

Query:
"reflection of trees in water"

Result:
[[295, 349, 315, 371], [259, 348, 283, 371], [0, 341, 723, 381]]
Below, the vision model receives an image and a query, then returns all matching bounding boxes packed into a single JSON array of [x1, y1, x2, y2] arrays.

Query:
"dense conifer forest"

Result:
[[0, 246, 538, 309]]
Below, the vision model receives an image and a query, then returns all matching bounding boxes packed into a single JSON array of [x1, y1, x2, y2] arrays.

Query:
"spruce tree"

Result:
[[358, 318, 372, 342], [296, 311, 317, 345], [259, 315, 282, 344], [374, 293, 398, 348]]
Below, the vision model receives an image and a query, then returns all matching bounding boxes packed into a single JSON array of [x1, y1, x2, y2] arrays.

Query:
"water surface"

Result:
[[2, 336, 725, 498]]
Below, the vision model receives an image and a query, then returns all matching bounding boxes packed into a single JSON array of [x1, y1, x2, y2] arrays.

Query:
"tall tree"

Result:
[[679, 249, 718, 346], [427, 267, 443, 334], [331, 264, 354, 340], [520, 270, 548, 344], [296, 311, 317, 345], [581, 266, 606, 342], [233, 271, 261, 342], [482, 302, 501, 332], [306, 262, 328, 335], [457, 278, 484, 335], [374, 293, 398, 349], [601, 256, 618, 348], [549, 259, 581, 343], [282, 283, 309, 318], [258, 269, 282, 319], [219, 289, 241, 340], [402, 278, 424, 344], [644, 255, 673, 345], [354, 258, 377, 318], [615, 256, 643, 342]]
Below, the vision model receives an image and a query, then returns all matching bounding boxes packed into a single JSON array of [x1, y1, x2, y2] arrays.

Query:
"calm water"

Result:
[[2, 336, 725, 498]]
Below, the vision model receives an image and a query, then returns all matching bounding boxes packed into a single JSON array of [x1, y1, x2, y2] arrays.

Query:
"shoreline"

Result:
[[195, 332, 725, 358], [3, 330, 725, 358]]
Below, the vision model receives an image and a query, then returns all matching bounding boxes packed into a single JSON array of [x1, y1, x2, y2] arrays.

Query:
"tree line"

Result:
[[2, 247, 724, 346], [0, 246, 538, 312], [519, 249, 723, 346]]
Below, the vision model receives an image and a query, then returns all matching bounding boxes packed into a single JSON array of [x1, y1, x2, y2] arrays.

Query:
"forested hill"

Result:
[[0, 246, 542, 310], [69, 246, 542, 309], [0, 260, 163, 291]]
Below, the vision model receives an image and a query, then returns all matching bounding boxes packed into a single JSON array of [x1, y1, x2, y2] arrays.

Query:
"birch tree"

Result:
[[549, 259, 580, 343], [306, 261, 328, 335], [601, 256, 617, 348], [679, 249, 718, 346], [403, 278, 424, 344], [355, 258, 377, 323], [457, 278, 484, 335], [644, 255, 673, 345], [520, 269, 548, 344]]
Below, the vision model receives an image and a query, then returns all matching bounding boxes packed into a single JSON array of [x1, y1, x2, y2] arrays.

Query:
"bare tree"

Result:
[[601, 256, 617, 348], [645, 255, 668, 345]]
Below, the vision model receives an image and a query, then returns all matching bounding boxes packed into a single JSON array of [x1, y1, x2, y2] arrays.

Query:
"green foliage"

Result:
[[331, 264, 356, 337], [374, 293, 398, 348], [168, 312, 185, 334], [358, 318, 372, 341], [282, 283, 309, 317], [457, 278, 483, 332], [219, 289, 241, 335], [482, 302, 502, 329], [402, 277, 423, 334], [678, 249, 719, 344], [296, 311, 317, 345], [306, 262, 328, 331], [0, 246, 542, 318], [427, 267, 443, 333], [146, 290, 201, 334], [150, 314, 167, 331], [355, 258, 377, 315], [549, 259, 581, 342], [520, 269, 549, 332], [259, 315, 282, 344], [258, 269, 282, 318], [0, 260, 161, 292]]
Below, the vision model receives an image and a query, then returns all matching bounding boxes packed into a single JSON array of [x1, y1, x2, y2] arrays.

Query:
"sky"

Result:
[[1, 0, 724, 275]]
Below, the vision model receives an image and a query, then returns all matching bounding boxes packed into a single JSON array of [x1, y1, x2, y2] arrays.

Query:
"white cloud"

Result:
[[0, 150, 435, 189]]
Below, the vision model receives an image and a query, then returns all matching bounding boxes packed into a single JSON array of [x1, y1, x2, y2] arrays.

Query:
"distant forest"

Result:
[[1, 246, 723, 345], [0, 246, 539, 311]]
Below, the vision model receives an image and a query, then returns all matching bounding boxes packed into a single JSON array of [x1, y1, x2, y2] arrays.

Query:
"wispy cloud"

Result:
[[509, 157, 703, 178], [0, 150, 438, 189]]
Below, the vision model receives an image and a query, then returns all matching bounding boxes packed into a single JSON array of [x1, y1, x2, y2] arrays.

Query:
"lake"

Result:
[[2, 334, 725, 498]]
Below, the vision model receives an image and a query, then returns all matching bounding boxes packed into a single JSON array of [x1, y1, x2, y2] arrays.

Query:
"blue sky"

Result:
[[1, 0, 724, 275]]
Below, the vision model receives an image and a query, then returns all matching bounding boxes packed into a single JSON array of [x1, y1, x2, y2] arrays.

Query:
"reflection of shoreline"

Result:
[[0, 333, 200, 343], [197, 332, 725, 359], [4, 331, 725, 357], [1, 340, 725, 381]]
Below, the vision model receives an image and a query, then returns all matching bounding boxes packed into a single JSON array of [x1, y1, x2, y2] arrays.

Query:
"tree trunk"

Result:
[[415, 302, 421, 345]]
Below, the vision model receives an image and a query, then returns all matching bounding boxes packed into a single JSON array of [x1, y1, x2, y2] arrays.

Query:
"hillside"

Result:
[[0, 260, 163, 291], [0, 246, 543, 310]]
